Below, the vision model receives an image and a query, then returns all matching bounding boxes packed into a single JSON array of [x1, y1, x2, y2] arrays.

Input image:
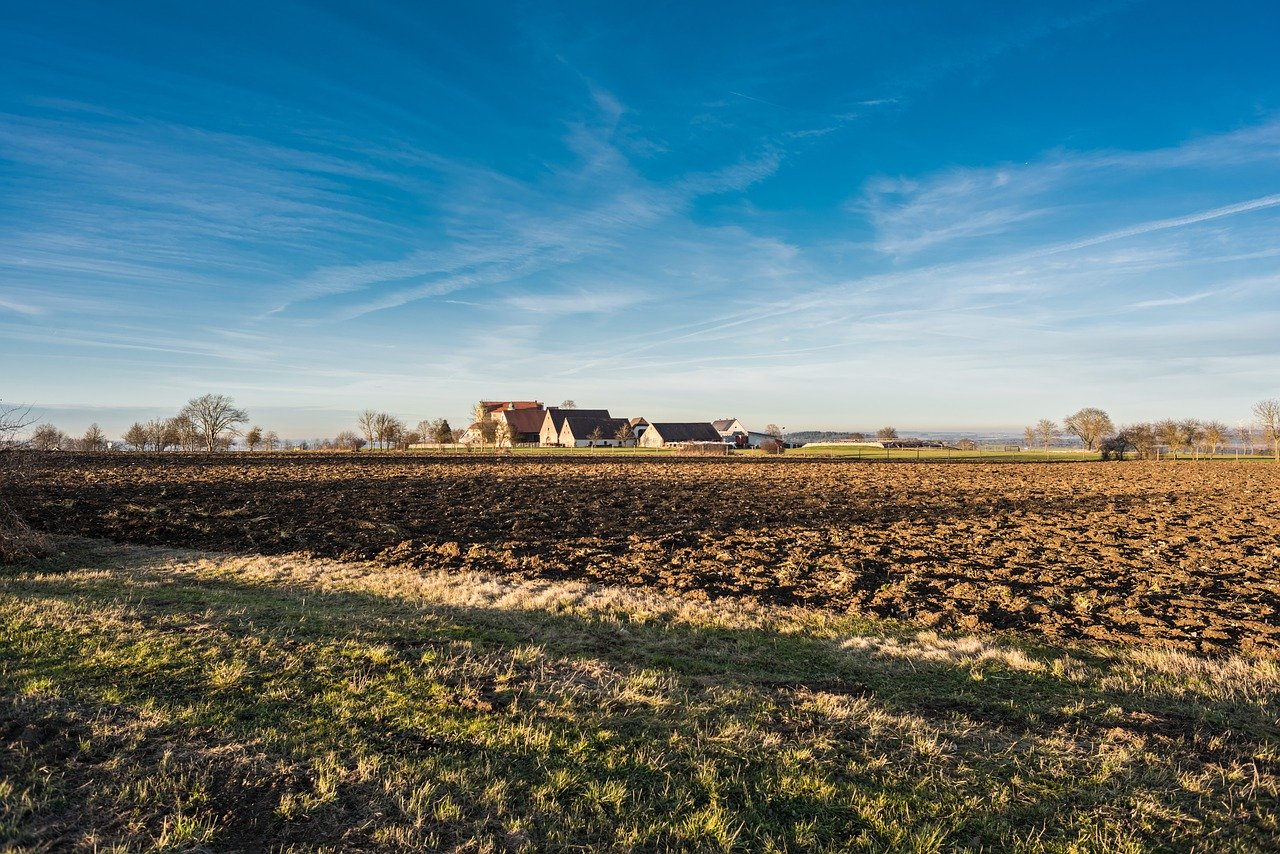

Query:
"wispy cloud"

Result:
[[1128, 290, 1221, 310], [270, 89, 784, 321], [0, 296, 43, 316], [859, 119, 1280, 259], [1037, 192, 1280, 257], [503, 290, 646, 316]]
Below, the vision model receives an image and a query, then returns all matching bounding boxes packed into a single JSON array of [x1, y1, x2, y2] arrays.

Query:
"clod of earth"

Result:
[[13, 454, 1280, 653]]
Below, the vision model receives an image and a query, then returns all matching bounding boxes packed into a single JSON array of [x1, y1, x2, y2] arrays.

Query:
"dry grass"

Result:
[[1, 538, 1277, 851], [0, 500, 46, 565]]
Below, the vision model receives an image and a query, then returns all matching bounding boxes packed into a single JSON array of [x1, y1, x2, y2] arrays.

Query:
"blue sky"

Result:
[[3, 1, 1279, 438]]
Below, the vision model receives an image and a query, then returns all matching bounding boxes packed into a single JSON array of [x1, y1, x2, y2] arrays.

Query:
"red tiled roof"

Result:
[[500, 408, 547, 433], [481, 400, 543, 414]]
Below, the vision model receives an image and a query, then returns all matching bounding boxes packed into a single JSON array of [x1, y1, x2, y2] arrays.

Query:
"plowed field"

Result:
[[12, 454, 1280, 653]]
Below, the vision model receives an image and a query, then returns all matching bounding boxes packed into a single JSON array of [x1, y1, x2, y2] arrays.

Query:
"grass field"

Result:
[[2, 538, 1277, 851]]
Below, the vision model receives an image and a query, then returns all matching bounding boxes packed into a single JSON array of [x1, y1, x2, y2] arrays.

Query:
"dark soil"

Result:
[[12, 453, 1280, 653]]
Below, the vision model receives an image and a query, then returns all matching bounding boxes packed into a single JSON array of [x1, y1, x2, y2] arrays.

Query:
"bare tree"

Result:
[[1118, 423, 1158, 460], [334, 430, 366, 452], [0, 402, 33, 447], [876, 426, 898, 440], [1035, 419, 1059, 451], [1236, 423, 1257, 455], [1023, 426, 1036, 449], [357, 410, 380, 450], [374, 413, 404, 450], [1155, 419, 1183, 460], [500, 421, 520, 448], [1201, 421, 1228, 457], [169, 414, 199, 451], [0, 401, 46, 561], [30, 423, 65, 451], [181, 394, 247, 452], [1100, 433, 1134, 461], [1255, 399, 1280, 462], [80, 423, 107, 452], [123, 422, 149, 451], [143, 418, 175, 451], [1063, 407, 1114, 451], [244, 425, 263, 452], [614, 422, 634, 444], [587, 425, 605, 448], [1180, 419, 1204, 459], [559, 400, 577, 410], [264, 430, 279, 452]]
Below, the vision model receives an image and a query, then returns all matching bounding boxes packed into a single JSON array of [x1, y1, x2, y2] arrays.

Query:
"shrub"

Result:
[[675, 442, 728, 456]]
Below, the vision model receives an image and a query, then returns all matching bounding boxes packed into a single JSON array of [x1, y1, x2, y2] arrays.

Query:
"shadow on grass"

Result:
[[3, 543, 1278, 850]]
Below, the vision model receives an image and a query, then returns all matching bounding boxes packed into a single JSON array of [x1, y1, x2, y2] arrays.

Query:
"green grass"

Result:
[[785, 445, 1280, 463], [781, 445, 1088, 462], [2, 539, 1277, 851]]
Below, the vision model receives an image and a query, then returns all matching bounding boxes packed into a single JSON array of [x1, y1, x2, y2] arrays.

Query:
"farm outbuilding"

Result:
[[638, 422, 723, 448], [540, 408, 611, 446], [496, 407, 547, 445], [711, 418, 774, 448], [559, 416, 634, 447]]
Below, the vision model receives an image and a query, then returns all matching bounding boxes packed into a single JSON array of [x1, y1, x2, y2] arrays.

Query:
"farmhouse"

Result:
[[540, 408, 611, 445], [495, 407, 547, 445], [461, 400, 545, 444], [711, 418, 774, 448], [639, 422, 723, 448], [559, 416, 634, 447], [711, 418, 748, 435]]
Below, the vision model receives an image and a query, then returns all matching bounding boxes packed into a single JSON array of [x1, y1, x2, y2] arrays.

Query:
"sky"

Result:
[[2, 1, 1279, 438]]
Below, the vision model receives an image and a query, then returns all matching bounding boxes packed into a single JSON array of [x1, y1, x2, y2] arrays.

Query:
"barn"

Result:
[[638, 422, 723, 448]]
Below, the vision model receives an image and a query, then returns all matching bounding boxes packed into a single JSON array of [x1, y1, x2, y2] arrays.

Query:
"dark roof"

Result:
[[648, 422, 723, 443], [501, 408, 547, 433], [561, 416, 630, 440], [711, 418, 739, 432], [545, 407, 610, 432]]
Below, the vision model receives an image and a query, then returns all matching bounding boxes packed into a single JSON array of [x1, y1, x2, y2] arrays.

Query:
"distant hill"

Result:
[[786, 429, 1038, 446], [784, 430, 865, 444]]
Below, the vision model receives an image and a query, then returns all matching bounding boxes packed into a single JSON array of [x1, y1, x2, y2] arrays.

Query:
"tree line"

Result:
[[1027, 402, 1280, 461], [11, 394, 1280, 460], [353, 410, 458, 451], [15, 397, 464, 453], [24, 394, 254, 452]]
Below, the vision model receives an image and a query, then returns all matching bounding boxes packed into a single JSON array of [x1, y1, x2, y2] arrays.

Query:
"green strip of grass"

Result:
[[2, 540, 1277, 851]]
